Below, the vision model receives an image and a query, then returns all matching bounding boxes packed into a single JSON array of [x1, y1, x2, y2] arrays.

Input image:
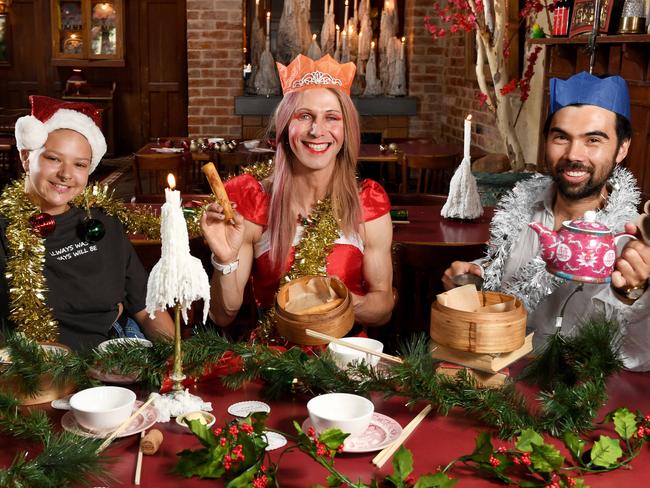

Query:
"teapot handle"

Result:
[[614, 233, 638, 253]]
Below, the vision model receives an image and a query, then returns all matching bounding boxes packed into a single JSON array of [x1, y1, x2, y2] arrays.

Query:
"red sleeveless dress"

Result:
[[224, 174, 391, 309]]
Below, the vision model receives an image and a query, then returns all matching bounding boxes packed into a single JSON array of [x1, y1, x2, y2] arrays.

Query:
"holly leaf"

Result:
[[393, 446, 414, 480], [590, 435, 623, 468], [326, 473, 342, 486], [225, 461, 258, 488], [173, 445, 228, 478], [414, 472, 458, 488], [470, 432, 494, 463], [530, 443, 564, 473], [186, 419, 218, 448], [319, 428, 349, 451], [562, 432, 586, 463], [613, 408, 637, 440], [515, 429, 544, 452]]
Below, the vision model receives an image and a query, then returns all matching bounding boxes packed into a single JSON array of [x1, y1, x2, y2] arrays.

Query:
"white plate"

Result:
[[62, 400, 158, 439], [88, 338, 153, 383], [263, 431, 287, 451], [151, 147, 183, 153], [248, 147, 275, 153], [208, 137, 225, 144], [227, 401, 271, 417], [301, 412, 402, 453]]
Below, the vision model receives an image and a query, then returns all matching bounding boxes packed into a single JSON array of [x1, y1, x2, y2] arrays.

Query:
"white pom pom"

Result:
[[14, 115, 48, 151]]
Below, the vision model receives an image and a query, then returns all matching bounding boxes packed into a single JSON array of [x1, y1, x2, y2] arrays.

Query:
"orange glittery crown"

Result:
[[276, 54, 356, 96]]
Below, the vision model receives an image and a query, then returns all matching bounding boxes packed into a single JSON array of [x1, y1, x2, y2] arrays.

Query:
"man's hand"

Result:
[[442, 261, 483, 291], [611, 222, 650, 294]]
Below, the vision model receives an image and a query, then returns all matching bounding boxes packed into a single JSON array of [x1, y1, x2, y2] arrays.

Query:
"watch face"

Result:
[[628, 287, 645, 300]]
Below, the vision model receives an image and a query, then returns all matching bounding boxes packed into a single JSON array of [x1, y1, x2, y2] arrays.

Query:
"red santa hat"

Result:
[[15, 95, 107, 173]]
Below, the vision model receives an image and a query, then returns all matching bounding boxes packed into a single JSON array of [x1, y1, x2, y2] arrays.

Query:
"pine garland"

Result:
[[0, 179, 205, 342]]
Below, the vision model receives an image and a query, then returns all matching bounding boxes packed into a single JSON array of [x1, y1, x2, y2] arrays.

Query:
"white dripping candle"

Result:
[[344, 0, 349, 30], [464, 114, 472, 160], [266, 11, 271, 51], [335, 24, 340, 51], [145, 173, 211, 323], [400, 36, 405, 60]]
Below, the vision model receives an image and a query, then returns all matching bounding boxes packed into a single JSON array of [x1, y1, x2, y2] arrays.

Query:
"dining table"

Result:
[[2, 362, 649, 487]]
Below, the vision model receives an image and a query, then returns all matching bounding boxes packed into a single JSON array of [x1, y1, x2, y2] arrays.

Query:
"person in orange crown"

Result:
[[200, 54, 394, 338]]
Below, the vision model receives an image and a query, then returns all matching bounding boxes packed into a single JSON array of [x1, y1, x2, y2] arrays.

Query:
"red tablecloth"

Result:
[[3, 365, 648, 487]]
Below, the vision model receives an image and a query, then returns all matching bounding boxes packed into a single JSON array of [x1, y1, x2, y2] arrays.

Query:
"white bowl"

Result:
[[242, 139, 261, 149], [176, 411, 216, 430], [69, 386, 136, 431], [328, 338, 384, 368], [307, 393, 374, 436], [208, 137, 225, 144]]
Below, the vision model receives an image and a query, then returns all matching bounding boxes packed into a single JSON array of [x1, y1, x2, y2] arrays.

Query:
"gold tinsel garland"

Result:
[[0, 178, 206, 342], [257, 198, 339, 341]]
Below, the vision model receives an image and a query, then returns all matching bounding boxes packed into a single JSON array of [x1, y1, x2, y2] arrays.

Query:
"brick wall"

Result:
[[405, 0, 503, 153], [187, 0, 244, 138], [186, 0, 508, 153]]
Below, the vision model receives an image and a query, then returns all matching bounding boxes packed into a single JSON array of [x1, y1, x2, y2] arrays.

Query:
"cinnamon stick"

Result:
[[201, 162, 235, 221]]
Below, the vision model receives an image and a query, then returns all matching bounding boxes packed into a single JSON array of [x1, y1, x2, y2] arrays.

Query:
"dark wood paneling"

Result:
[[0, 0, 187, 154], [139, 0, 187, 142]]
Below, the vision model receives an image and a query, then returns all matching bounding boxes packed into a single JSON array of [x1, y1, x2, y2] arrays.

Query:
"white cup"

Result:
[[307, 393, 374, 436], [69, 386, 136, 431], [327, 337, 384, 368]]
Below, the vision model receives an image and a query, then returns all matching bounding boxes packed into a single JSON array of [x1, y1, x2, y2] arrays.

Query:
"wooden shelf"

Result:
[[51, 58, 125, 68], [530, 34, 650, 45]]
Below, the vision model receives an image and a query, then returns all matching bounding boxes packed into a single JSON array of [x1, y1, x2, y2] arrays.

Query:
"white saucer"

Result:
[[227, 401, 271, 418], [88, 338, 153, 384], [62, 400, 158, 439], [263, 431, 287, 451], [301, 413, 402, 453]]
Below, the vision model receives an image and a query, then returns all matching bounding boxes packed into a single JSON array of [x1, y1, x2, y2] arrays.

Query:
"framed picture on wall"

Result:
[[569, 0, 614, 37]]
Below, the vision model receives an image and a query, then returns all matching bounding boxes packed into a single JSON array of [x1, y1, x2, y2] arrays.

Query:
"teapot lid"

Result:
[[563, 210, 610, 234]]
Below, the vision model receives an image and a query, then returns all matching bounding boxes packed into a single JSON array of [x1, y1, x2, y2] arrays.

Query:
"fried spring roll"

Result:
[[201, 162, 235, 221]]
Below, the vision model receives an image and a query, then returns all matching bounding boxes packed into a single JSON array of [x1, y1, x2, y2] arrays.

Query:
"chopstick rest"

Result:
[[140, 429, 163, 455]]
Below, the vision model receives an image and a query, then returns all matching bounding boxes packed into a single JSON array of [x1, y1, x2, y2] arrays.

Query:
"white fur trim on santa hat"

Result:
[[14, 109, 107, 174]]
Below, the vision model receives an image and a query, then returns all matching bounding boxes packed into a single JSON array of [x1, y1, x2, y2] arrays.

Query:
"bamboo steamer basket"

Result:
[[275, 276, 355, 345], [0, 343, 75, 405], [430, 291, 527, 353]]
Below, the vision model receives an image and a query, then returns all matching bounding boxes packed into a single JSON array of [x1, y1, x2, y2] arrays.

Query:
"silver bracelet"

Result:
[[210, 253, 239, 275]]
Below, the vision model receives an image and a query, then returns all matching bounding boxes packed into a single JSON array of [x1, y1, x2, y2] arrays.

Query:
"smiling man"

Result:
[[443, 72, 650, 371]]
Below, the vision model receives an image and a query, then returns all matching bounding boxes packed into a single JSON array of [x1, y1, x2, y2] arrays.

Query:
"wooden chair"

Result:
[[133, 152, 183, 194], [400, 153, 458, 194]]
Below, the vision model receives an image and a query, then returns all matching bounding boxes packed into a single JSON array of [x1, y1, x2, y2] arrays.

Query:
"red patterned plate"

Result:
[[302, 412, 402, 453], [61, 400, 158, 439]]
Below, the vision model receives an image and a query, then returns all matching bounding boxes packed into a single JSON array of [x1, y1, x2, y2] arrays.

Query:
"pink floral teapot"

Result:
[[529, 210, 636, 283]]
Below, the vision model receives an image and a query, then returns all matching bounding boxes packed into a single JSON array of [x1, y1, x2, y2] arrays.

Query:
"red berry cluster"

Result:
[[519, 46, 543, 102], [306, 426, 344, 459], [424, 0, 478, 39]]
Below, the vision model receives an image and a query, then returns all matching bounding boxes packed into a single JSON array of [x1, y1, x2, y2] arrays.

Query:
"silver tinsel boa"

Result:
[[482, 166, 640, 311]]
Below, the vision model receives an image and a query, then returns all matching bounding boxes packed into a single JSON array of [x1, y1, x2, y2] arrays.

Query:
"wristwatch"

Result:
[[210, 253, 239, 275], [612, 280, 648, 304]]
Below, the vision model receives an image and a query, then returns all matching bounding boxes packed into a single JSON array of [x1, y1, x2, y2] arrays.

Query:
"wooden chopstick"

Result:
[[305, 329, 403, 364], [371, 404, 432, 468], [97, 396, 155, 453], [134, 431, 145, 485]]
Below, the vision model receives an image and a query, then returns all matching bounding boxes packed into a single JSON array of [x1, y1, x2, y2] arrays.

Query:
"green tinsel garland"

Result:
[[0, 317, 626, 485], [0, 316, 623, 440]]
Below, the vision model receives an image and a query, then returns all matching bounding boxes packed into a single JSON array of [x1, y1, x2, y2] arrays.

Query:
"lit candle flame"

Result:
[[312, 33, 316, 40], [336, 24, 340, 31], [401, 36, 405, 43], [466, 114, 472, 121], [266, 11, 270, 18], [371, 41, 375, 48], [348, 25, 353, 34], [167, 173, 176, 190]]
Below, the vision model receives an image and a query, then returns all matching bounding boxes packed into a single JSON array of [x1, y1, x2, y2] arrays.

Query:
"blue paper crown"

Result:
[[549, 72, 630, 121]]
